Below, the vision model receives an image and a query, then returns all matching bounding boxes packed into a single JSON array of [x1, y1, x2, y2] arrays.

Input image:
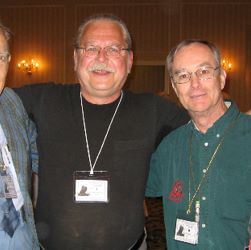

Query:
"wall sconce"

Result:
[[221, 58, 232, 72], [18, 59, 39, 74]]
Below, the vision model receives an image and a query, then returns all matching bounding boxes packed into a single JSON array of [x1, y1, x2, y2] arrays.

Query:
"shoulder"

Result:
[[0, 87, 28, 121], [2, 87, 21, 100], [152, 124, 190, 164], [229, 102, 251, 131], [14, 82, 80, 104], [14, 82, 78, 94], [239, 112, 251, 121], [237, 112, 251, 133], [160, 122, 190, 147], [1, 87, 24, 110]]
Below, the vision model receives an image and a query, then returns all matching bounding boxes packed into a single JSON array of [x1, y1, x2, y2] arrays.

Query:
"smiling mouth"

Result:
[[92, 69, 111, 74], [190, 93, 206, 99], [88, 63, 115, 73]]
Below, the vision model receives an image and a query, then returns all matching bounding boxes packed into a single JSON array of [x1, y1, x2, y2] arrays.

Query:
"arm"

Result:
[[27, 118, 39, 208], [145, 142, 165, 197], [155, 95, 189, 147], [13, 82, 55, 118]]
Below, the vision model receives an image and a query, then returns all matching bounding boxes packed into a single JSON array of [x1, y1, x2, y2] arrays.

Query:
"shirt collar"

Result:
[[189, 100, 240, 136]]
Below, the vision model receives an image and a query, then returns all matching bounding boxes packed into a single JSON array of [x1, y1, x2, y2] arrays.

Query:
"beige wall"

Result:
[[0, 0, 251, 110]]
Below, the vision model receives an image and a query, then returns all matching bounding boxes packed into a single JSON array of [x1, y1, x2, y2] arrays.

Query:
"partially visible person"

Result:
[[146, 39, 251, 249], [15, 14, 189, 250], [222, 91, 251, 115], [0, 21, 39, 249], [246, 109, 251, 115]]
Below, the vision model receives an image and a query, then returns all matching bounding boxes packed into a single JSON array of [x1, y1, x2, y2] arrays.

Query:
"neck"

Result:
[[190, 100, 228, 133], [80, 91, 121, 105]]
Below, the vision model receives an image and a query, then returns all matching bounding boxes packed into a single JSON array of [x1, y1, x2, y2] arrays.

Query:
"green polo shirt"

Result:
[[146, 102, 251, 250]]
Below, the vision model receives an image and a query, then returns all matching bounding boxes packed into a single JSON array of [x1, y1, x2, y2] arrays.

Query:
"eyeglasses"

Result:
[[76, 45, 130, 58], [172, 66, 220, 84], [0, 52, 10, 64]]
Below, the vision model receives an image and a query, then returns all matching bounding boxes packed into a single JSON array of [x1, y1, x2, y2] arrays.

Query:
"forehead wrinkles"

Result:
[[173, 44, 215, 72], [81, 21, 125, 46]]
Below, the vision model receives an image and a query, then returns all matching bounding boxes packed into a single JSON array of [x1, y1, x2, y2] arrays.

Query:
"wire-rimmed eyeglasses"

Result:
[[0, 52, 10, 64], [172, 66, 220, 84], [76, 45, 130, 58]]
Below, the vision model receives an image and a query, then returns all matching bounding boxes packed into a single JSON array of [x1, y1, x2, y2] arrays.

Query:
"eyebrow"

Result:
[[82, 41, 122, 46], [197, 62, 214, 67], [173, 62, 215, 74]]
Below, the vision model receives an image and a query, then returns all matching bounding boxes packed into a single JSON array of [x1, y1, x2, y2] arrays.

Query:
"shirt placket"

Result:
[[194, 131, 220, 249]]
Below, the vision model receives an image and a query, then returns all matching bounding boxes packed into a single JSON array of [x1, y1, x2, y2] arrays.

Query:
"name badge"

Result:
[[174, 218, 199, 245], [0, 165, 17, 199], [73, 171, 110, 203]]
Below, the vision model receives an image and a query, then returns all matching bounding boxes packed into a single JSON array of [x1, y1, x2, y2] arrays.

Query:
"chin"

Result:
[[187, 104, 209, 113]]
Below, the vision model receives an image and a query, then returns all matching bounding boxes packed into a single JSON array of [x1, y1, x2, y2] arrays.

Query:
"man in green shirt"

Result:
[[146, 39, 251, 249]]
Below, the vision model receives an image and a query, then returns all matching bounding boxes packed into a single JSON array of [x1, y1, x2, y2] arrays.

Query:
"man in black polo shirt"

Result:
[[15, 14, 188, 250]]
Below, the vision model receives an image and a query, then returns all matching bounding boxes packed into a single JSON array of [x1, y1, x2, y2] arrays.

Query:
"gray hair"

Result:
[[74, 13, 132, 50], [0, 20, 12, 51], [166, 39, 221, 76]]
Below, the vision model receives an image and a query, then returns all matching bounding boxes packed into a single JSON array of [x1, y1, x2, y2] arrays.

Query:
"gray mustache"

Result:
[[88, 63, 115, 73]]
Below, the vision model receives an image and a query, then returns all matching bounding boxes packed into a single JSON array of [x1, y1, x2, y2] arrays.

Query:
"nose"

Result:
[[190, 72, 200, 88], [96, 48, 108, 62]]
